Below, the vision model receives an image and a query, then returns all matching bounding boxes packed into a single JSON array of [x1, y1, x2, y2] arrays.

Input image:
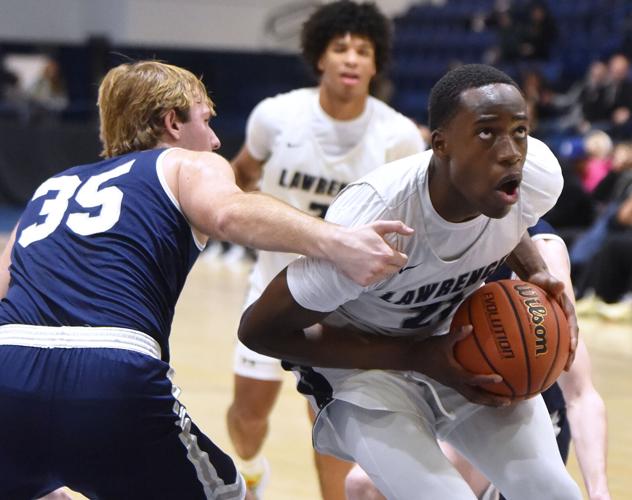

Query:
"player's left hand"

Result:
[[413, 326, 512, 407], [526, 270, 578, 370]]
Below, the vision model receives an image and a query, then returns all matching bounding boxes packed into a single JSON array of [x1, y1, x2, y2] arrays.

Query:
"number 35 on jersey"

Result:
[[18, 160, 134, 248]]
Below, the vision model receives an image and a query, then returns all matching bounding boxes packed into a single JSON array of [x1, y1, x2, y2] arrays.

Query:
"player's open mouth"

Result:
[[340, 73, 360, 85], [494, 176, 521, 204]]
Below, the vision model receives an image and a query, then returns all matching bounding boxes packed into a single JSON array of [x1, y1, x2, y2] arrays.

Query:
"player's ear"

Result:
[[317, 54, 325, 73], [163, 109, 181, 140], [431, 129, 448, 159]]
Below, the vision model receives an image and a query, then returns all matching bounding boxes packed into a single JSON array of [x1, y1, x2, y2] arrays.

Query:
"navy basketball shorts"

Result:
[[0, 328, 245, 499]]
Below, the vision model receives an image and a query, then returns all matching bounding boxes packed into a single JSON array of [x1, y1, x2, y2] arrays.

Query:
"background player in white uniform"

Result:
[[226, 2, 425, 498], [238, 64, 582, 499], [344, 220, 611, 500], [0, 60, 413, 500]]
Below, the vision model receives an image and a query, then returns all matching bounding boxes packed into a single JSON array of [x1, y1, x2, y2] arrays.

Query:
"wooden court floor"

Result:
[[59, 257, 630, 499]]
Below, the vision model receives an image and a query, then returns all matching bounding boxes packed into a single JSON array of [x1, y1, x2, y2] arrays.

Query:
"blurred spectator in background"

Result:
[[580, 130, 614, 193], [547, 55, 632, 138], [603, 53, 632, 140], [543, 137, 595, 245], [492, 10, 523, 63], [520, 68, 557, 136], [518, 1, 558, 60], [471, 0, 512, 32], [574, 193, 632, 321], [0, 62, 19, 101], [482, 0, 557, 64], [26, 56, 68, 119], [570, 138, 632, 317], [542, 134, 632, 319], [481, 5, 523, 65], [620, 13, 632, 67], [593, 141, 632, 205], [551, 60, 610, 134], [579, 61, 611, 129], [0, 54, 28, 120]]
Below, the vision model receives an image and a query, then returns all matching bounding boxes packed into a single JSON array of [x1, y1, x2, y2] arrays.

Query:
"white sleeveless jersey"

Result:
[[244, 88, 425, 305], [287, 136, 564, 338]]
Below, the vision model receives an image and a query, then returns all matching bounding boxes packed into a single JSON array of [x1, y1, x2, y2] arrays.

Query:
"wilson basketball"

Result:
[[451, 280, 570, 401]]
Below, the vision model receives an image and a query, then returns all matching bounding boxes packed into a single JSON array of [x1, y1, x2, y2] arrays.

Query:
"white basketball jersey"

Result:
[[286, 137, 565, 438], [244, 88, 425, 305], [287, 136, 564, 339]]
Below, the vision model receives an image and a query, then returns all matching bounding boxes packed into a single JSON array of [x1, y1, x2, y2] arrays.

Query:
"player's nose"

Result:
[[497, 136, 522, 167], [210, 130, 221, 151]]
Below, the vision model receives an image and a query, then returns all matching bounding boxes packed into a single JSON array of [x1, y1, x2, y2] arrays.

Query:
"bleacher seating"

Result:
[[390, 0, 632, 136]]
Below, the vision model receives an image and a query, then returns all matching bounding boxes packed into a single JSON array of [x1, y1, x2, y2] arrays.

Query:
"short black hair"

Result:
[[301, 0, 391, 76], [428, 64, 520, 130]]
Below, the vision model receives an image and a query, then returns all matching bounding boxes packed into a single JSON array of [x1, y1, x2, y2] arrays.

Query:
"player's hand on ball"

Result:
[[415, 326, 511, 407], [526, 270, 578, 370]]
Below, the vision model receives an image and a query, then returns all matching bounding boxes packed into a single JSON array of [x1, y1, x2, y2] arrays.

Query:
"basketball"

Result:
[[451, 280, 570, 401]]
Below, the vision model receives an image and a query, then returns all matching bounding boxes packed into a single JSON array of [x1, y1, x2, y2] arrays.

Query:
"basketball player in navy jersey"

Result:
[[0, 60, 413, 499], [226, 2, 425, 498], [238, 64, 581, 499], [344, 219, 610, 500]]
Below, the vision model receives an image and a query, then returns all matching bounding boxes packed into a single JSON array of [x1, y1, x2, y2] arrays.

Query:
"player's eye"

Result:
[[514, 126, 528, 139], [478, 129, 493, 140]]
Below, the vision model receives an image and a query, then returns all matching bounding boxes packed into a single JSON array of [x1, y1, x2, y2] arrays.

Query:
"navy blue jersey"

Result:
[[0, 148, 202, 361]]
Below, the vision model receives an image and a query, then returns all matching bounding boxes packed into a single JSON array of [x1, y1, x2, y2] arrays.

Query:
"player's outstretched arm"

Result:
[[506, 232, 578, 368], [169, 149, 412, 285], [535, 237, 610, 500], [239, 269, 510, 407], [559, 339, 610, 500]]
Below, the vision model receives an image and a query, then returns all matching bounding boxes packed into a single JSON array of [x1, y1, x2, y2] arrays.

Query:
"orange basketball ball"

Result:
[[451, 280, 570, 401]]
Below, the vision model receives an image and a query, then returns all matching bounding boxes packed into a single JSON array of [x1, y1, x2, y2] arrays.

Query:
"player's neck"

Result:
[[318, 87, 368, 121], [155, 139, 173, 150]]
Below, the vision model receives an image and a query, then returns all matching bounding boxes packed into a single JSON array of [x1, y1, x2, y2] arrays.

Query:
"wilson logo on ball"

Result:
[[515, 284, 548, 356]]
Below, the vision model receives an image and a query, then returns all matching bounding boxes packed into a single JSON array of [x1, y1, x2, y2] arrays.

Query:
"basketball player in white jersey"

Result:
[[344, 220, 611, 500], [226, 2, 425, 498], [238, 64, 582, 499]]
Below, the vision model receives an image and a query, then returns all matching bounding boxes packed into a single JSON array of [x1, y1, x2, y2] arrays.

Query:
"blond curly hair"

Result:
[[98, 61, 215, 158]]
